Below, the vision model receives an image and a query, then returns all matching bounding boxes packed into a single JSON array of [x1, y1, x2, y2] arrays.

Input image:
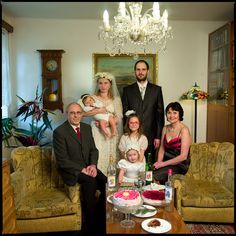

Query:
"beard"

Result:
[[136, 74, 148, 82]]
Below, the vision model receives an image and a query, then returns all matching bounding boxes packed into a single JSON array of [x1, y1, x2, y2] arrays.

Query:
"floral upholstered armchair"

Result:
[[10, 146, 81, 233], [171, 142, 234, 223]]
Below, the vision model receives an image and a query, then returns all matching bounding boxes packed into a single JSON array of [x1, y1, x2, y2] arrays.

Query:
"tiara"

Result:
[[95, 72, 114, 82], [125, 110, 136, 117], [125, 143, 140, 153], [80, 94, 90, 101]]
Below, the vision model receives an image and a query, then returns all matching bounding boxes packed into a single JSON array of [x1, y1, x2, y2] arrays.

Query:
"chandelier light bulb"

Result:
[[103, 10, 110, 30], [98, 2, 173, 56], [152, 2, 160, 20], [119, 2, 126, 17]]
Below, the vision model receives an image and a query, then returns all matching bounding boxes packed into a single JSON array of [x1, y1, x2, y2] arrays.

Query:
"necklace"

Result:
[[168, 125, 176, 132]]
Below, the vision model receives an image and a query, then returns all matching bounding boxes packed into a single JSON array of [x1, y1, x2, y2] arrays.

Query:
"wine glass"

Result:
[[134, 171, 146, 192], [114, 200, 143, 228], [134, 178, 146, 192]]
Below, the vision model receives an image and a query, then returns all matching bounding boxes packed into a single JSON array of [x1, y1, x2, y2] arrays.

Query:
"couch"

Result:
[[172, 142, 234, 223], [10, 146, 82, 233]]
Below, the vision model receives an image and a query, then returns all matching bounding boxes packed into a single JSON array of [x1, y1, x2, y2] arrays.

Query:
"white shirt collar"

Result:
[[137, 80, 148, 89], [70, 124, 80, 131]]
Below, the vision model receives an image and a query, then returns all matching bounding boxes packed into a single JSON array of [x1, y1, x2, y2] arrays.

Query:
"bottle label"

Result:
[[145, 171, 153, 182], [108, 175, 116, 188], [165, 186, 173, 202]]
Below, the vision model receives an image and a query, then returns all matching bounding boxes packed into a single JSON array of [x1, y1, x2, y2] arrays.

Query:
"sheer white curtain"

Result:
[[2, 28, 12, 117]]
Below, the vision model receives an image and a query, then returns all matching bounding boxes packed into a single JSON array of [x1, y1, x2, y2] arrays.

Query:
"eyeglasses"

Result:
[[129, 121, 139, 125], [69, 111, 83, 116]]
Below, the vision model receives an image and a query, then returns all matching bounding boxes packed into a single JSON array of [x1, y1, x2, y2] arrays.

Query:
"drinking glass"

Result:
[[134, 171, 146, 192]]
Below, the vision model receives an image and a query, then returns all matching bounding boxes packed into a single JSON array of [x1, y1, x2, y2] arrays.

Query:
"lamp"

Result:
[[98, 2, 173, 56], [180, 82, 208, 143]]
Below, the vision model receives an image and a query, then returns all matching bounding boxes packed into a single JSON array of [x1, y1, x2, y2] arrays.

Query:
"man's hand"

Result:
[[81, 167, 88, 175], [154, 139, 160, 149], [86, 164, 97, 177]]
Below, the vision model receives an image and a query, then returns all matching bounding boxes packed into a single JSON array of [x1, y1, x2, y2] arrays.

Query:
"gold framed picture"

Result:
[[93, 53, 158, 96]]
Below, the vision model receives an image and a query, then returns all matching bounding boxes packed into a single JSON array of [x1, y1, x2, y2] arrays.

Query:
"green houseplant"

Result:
[[2, 86, 55, 147]]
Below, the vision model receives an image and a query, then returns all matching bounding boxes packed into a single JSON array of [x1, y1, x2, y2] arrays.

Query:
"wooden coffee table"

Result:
[[106, 188, 190, 234]]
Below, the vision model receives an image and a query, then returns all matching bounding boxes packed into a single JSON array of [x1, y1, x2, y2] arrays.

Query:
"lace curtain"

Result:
[[2, 28, 12, 117]]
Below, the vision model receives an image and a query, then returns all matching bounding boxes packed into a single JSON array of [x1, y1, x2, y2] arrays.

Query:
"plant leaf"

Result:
[[16, 95, 26, 104]]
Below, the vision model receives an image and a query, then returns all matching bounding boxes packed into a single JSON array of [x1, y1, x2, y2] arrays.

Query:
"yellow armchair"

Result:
[[172, 142, 234, 223], [10, 146, 82, 233]]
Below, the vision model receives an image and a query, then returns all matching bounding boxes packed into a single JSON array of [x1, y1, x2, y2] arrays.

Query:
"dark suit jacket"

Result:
[[122, 82, 164, 145], [53, 120, 98, 186]]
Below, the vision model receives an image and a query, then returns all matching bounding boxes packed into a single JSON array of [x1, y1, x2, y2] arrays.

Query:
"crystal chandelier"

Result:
[[98, 2, 173, 56]]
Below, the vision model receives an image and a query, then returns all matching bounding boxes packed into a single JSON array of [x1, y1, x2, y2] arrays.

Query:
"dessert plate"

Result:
[[106, 194, 113, 204], [141, 218, 172, 234], [132, 204, 157, 218]]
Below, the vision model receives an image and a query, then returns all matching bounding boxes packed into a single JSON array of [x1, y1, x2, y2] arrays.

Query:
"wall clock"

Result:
[[37, 49, 65, 112], [46, 59, 58, 72]]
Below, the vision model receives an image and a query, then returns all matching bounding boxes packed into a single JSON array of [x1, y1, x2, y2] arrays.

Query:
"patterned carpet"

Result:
[[187, 223, 235, 234]]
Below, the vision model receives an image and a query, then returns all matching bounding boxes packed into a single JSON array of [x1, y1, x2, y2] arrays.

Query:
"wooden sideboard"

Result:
[[2, 158, 17, 234]]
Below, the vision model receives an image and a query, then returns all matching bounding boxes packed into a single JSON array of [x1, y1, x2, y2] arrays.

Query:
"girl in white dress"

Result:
[[118, 112, 148, 163], [82, 72, 123, 176], [117, 144, 145, 184]]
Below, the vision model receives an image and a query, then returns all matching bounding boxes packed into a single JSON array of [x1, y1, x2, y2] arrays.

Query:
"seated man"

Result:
[[53, 102, 107, 235]]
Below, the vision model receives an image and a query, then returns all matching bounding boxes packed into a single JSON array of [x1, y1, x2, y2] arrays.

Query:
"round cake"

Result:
[[142, 190, 165, 205], [112, 189, 142, 207]]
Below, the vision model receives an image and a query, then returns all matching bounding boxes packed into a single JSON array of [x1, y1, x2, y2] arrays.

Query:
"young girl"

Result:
[[118, 112, 148, 162], [117, 144, 145, 184]]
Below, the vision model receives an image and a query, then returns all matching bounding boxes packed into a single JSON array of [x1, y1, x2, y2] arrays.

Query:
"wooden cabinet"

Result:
[[2, 158, 17, 234], [37, 50, 65, 112], [207, 21, 234, 143]]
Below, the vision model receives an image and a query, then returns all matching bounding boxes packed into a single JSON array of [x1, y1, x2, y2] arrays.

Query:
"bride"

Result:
[[81, 72, 123, 175]]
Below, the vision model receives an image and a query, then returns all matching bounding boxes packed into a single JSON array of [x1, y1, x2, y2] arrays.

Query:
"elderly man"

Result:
[[53, 102, 106, 235]]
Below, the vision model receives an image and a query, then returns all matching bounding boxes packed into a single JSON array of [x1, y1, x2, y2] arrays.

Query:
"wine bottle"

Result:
[[165, 168, 173, 212], [107, 155, 116, 191], [145, 152, 153, 186]]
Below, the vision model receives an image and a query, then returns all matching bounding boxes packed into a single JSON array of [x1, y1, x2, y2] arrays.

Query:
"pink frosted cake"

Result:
[[112, 189, 142, 207], [142, 190, 165, 205]]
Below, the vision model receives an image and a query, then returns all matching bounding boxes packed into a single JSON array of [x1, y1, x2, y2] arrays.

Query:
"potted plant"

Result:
[[2, 85, 55, 147]]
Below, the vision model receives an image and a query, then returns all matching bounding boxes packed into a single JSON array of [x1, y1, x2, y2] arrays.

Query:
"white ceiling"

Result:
[[2, 2, 234, 21]]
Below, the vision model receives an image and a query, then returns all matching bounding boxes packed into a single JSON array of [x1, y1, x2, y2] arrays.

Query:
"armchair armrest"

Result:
[[65, 183, 81, 203], [11, 171, 25, 207], [171, 174, 186, 215], [222, 168, 234, 193]]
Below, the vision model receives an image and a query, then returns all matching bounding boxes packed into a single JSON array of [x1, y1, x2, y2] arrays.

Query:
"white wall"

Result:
[[4, 15, 226, 143]]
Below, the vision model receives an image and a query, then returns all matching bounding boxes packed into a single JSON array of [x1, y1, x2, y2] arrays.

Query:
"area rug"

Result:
[[187, 223, 235, 234]]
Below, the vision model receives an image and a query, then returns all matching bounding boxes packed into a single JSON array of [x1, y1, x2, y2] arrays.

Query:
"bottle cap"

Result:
[[168, 168, 172, 175]]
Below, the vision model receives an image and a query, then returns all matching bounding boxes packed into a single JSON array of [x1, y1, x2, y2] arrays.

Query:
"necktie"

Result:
[[75, 127, 81, 140], [140, 86, 145, 100]]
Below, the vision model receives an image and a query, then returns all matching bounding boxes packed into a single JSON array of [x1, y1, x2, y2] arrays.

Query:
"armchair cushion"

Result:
[[16, 189, 80, 219], [182, 178, 234, 207]]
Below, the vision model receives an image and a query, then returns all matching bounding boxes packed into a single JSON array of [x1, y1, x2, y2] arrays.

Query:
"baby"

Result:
[[117, 144, 145, 184], [81, 94, 118, 138]]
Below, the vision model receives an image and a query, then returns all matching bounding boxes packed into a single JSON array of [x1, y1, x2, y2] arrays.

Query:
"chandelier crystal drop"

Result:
[[98, 2, 173, 56]]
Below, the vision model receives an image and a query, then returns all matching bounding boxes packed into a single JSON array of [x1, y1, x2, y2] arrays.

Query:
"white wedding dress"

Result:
[[91, 95, 123, 175]]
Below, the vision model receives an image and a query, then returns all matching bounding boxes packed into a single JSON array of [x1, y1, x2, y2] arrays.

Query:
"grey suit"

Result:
[[53, 120, 106, 234], [122, 82, 164, 161]]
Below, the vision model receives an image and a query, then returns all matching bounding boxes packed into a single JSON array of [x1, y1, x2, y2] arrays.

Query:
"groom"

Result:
[[122, 60, 165, 163]]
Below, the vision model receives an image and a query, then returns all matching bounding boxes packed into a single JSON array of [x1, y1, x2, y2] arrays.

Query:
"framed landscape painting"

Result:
[[93, 53, 158, 96]]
